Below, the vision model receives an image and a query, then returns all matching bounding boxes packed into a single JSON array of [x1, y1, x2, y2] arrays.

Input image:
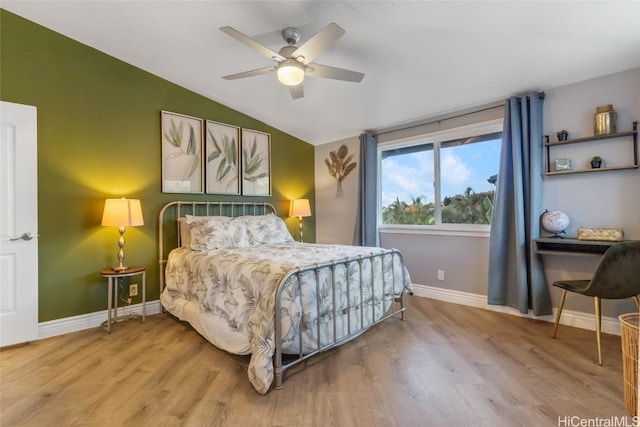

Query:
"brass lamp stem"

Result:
[[114, 226, 128, 271], [298, 216, 304, 242]]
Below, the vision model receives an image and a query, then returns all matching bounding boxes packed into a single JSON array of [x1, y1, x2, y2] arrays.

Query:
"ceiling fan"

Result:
[[220, 23, 364, 99]]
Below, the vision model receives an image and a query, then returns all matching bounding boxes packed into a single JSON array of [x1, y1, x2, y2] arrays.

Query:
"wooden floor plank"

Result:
[[0, 297, 634, 426]]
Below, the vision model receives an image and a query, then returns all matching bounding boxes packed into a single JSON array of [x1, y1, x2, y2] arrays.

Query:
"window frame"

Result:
[[377, 119, 503, 236]]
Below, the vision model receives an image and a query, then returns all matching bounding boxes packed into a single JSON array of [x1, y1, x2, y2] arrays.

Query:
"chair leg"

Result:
[[594, 297, 602, 366], [631, 296, 640, 311], [553, 290, 567, 338]]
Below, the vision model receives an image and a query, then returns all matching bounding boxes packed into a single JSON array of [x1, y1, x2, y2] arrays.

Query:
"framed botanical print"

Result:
[[205, 120, 240, 195], [161, 111, 203, 193], [241, 129, 271, 196]]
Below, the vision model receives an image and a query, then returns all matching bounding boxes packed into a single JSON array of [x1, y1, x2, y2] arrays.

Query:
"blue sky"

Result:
[[380, 138, 501, 207]]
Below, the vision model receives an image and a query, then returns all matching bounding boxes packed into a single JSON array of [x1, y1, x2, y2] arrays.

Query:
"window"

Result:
[[379, 121, 502, 230]]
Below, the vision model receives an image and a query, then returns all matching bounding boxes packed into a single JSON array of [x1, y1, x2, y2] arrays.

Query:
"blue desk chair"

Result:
[[552, 241, 640, 365]]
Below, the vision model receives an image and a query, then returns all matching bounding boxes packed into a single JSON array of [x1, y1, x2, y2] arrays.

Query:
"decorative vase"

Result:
[[594, 105, 616, 136]]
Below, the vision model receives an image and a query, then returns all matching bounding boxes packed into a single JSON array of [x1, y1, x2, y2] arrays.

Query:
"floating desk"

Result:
[[534, 238, 623, 257]]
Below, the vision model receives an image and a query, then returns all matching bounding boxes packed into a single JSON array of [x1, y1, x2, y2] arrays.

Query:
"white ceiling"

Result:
[[3, 1, 640, 145]]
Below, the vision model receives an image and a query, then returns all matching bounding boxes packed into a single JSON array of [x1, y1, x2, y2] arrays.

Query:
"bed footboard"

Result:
[[273, 249, 409, 389]]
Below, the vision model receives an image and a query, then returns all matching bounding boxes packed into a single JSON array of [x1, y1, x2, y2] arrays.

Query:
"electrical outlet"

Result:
[[437, 270, 445, 281], [129, 284, 138, 297]]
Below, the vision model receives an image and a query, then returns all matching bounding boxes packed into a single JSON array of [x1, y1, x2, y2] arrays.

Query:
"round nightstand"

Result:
[[100, 266, 146, 333]]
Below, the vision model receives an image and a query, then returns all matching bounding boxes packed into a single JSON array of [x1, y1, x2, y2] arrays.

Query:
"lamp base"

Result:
[[298, 216, 304, 242], [112, 227, 128, 272]]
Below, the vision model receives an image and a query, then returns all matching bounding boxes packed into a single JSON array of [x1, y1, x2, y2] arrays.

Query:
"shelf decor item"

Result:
[[594, 104, 617, 136], [577, 227, 623, 242], [541, 209, 570, 238], [555, 158, 571, 171], [590, 156, 603, 169], [556, 130, 569, 141]]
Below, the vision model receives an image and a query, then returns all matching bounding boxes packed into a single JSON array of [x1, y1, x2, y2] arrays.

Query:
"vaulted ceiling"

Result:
[[3, 1, 639, 145]]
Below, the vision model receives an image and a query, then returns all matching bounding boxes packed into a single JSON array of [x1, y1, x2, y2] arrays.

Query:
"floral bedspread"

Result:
[[161, 242, 412, 394]]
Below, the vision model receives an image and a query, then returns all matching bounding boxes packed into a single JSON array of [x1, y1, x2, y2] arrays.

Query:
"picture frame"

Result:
[[205, 120, 240, 195], [241, 129, 271, 196], [161, 111, 203, 193]]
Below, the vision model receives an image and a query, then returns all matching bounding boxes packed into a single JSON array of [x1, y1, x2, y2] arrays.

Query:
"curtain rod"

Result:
[[375, 92, 544, 137]]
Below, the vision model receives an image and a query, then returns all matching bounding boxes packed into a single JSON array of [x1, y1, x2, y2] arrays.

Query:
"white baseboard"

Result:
[[411, 284, 623, 336], [38, 300, 162, 339]]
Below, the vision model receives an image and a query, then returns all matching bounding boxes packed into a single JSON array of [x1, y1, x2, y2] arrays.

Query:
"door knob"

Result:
[[10, 232, 33, 241]]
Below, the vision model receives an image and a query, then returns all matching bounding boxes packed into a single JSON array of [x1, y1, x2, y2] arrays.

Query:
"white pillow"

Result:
[[186, 215, 250, 250], [232, 214, 294, 245]]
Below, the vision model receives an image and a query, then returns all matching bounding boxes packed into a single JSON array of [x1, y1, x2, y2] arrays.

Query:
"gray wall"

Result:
[[541, 67, 640, 317], [315, 136, 360, 244], [315, 67, 640, 319], [380, 232, 489, 296]]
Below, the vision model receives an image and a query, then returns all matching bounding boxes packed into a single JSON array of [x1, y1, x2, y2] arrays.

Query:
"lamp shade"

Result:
[[277, 60, 305, 86], [101, 198, 144, 227], [289, 199, 311, 218]]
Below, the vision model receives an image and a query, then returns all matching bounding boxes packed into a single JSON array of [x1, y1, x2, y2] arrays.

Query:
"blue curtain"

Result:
[[488, 92, 551, 316], [353, 132, 378, 246]]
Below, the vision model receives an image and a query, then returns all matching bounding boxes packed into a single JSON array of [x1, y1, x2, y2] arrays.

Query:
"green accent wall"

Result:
[[0, 10, 316, 322]]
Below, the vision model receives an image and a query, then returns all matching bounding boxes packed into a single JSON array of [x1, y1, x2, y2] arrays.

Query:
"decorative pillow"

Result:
[[177, 217, 191, 248], [185, 214, 228, 226], [233, 214, 294, 245], [186, 215, 250, 250]]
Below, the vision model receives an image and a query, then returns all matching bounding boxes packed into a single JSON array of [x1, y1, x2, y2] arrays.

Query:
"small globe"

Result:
[[541, 210, 570, 236]]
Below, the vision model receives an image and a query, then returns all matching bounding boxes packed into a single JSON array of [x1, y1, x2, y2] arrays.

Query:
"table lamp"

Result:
[[101, 198, 144, 271], [289, 199, 311, 242]]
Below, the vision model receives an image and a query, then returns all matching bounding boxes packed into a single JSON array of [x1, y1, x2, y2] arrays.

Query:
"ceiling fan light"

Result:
[[277, 61, 304, 86]]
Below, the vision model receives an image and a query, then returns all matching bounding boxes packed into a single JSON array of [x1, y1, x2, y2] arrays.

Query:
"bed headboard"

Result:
[[158, 201, 277, 294]]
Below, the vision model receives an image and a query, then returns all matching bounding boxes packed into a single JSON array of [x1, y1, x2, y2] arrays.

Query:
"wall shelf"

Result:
[[544, 121, 638, 175], [545, 164, 639, 176]]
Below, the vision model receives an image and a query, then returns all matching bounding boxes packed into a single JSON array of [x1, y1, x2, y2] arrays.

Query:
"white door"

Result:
[[0, 101, 38, 347]]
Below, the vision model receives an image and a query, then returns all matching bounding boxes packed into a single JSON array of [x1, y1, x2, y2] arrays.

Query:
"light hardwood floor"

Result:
[[0, 297, 634, 426]]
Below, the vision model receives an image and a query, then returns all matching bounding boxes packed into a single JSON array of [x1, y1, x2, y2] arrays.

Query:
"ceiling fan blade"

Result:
[[220, 26, 285, 61], [288, 84, 304, 99], [291, 23, 345, 64], [222, 66, 275, 80], [305, 63, 364, 83]]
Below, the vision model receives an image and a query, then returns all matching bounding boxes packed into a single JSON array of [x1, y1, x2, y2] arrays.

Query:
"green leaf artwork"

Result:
[[241, 130, 270, 196], [164, 120, 183, 148], [207, 128, 238, 190], [243, 137, 264, 182], [163, 118, 200, 181], [161, 112, 203, 193]]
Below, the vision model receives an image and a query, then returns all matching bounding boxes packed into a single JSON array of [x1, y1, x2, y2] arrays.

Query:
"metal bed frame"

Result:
[[158, 200, 409, 390]]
